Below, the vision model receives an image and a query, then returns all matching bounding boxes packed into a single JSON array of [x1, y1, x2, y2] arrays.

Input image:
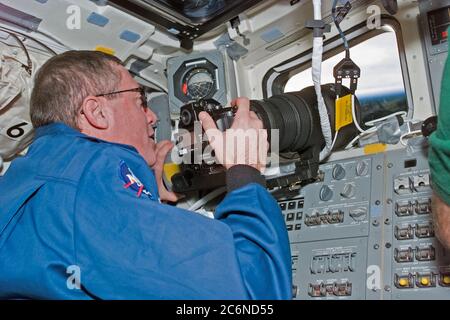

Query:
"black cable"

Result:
[[0, 26, 57, 55], [5, 32, 33, 76], [331, 0, 350, 59]]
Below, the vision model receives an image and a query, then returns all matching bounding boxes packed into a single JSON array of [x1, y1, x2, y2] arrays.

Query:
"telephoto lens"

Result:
[[250, 83, 361, 157]]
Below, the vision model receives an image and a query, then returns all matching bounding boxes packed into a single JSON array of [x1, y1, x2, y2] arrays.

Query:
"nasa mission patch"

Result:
[[119, 161, 153, 199]]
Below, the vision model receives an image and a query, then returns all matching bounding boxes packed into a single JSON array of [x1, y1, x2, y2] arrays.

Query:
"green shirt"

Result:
[[429, 39, 450, 204]]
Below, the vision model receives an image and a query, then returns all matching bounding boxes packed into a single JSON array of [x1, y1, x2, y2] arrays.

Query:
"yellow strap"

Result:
[[335, 94, 354, 131], [95, 46, 115, 56], [364, 143, 387, 155]]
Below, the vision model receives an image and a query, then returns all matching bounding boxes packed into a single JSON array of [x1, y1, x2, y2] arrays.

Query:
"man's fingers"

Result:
[[261, 128, 268, 141], [155, 140, 172, 151], [199, 111, 222, 146], [231, 97, 250, 118], [155, 141, 174, 162], [254, 119, 264, 129], [199, 111, 217, 132], [156, 140, 173, 151], [249, 111, 259, 119], [159, 188, 179, 203], [150, 140, 180, 203]]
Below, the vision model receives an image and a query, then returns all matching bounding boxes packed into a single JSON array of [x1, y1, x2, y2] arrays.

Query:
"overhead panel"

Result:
[[0, 0, 156, 61], [107, 0, 265, 50]]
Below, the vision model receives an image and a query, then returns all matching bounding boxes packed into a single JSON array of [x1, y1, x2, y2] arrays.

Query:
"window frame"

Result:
[[262, 16, 413, 119]]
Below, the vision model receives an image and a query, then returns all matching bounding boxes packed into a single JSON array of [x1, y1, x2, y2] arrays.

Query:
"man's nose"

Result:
[[145, 107, 158, 127]]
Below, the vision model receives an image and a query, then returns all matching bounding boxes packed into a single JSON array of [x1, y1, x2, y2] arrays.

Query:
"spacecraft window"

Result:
[[284, 30, 408, 125]]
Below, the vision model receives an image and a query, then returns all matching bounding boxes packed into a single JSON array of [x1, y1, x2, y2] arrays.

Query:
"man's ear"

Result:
[[79, 96, 109, 130]]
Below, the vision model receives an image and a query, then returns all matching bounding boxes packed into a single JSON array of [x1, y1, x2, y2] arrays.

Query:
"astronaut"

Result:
[[429, 45, 450, 250], [0, 50, 291, 299]]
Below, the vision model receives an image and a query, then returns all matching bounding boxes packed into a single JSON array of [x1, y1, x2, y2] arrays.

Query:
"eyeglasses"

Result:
[[95, 87, 148, 109]]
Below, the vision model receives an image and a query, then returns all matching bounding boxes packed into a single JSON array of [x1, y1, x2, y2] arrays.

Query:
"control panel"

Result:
[[278, 142, 450, 299]]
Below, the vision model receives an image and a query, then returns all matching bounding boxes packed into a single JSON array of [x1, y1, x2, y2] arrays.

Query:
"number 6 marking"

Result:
[[7, 122, 28, 138]]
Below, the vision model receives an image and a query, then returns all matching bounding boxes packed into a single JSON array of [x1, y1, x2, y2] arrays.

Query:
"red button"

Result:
[[442, 30, 448, 39]]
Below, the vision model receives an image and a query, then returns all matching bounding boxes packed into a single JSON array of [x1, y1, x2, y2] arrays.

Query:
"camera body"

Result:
[[178, 98, 237, 132], [172, 99, 238, 192]]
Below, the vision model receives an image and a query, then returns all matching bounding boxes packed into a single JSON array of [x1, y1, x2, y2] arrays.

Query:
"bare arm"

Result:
[[431, 192, 450, 249]]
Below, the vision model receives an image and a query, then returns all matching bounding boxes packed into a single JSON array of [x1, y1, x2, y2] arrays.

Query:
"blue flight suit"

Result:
[[0, 123, 292, 299]]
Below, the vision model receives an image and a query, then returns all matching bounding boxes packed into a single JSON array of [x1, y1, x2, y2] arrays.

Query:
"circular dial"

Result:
[[356, 161, 369, 176], [319, 185, 333, 201], [349, 207, 367, 221], [183, 68, 215, 100], [341, 183, 355, 198], [332, 164, 346, 180]]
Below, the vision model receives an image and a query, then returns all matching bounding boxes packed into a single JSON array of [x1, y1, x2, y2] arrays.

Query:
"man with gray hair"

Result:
[[0, 50, 291, 299]]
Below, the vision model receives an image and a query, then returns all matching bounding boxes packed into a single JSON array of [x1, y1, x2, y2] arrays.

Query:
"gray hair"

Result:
[[30, 50, 123, 129]]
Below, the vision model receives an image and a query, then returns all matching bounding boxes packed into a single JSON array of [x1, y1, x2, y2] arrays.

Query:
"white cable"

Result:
[[400, 130, 422, 146], [311, 0, 333, 161], [345, 117, 419, 150], [351, 95, 376, 134], [365, 111, 407, 127], [188, 186, 227, 212], [344, 130, 376, 150], [344, 134, 361, 150], [330, 130, 339, 151], [352, 95, 367, 133], [403, 118, 422, 126], [352, 93, 407, 135]]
